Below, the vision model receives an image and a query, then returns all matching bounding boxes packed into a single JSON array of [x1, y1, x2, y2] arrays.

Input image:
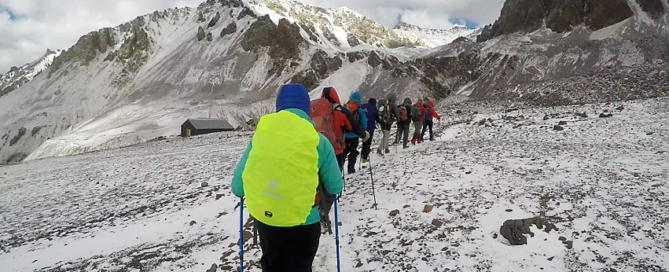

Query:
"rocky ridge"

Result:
[[0, 49, 62, 97]]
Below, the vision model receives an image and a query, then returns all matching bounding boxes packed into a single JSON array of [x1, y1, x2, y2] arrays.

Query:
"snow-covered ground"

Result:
[[1, 98, 668, 271]]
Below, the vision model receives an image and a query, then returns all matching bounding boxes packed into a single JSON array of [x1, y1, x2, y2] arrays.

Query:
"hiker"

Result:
[[316, 87, 370, 170], [342, 92, 368, 174], [394, 98, 413, 149], [361, 97, 383, 163], [421, 97, 441, 141], [411, 98, 428, 145], [312, 87, 369, 233], [231, 84, 343, 272], [376, 94, 400, 155]]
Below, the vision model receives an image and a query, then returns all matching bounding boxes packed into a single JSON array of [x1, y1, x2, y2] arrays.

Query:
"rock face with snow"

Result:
[[1, 0, 669, 164], [0, 49, 62, 97], [478, 0, 669, 41]]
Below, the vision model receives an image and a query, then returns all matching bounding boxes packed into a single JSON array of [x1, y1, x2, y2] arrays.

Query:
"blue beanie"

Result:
[[276, 84, 311, 115]]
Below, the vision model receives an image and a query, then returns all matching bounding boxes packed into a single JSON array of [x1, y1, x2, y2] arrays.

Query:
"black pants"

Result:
[[342, 137, 359, 173], [361, 131, 374, 160], [336, 153, 344, 171], [257, 221, 321, 272], [421, 120, 434, 141]]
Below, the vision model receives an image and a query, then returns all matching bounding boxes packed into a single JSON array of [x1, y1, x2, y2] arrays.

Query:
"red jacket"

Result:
[[426, 101, 440, 120], [321, 87, 368, 155], [414, 103, 428, 122]]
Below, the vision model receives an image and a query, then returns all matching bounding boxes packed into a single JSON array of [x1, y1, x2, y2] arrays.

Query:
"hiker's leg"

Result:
[[282, 223, 321, 272], [380, 129, 389, 151], [402, 124, 410, 147], [428, 121, 434, 140], [394, 125, 400, 144], [336, 153, 344, 171], [347, 138, 359, 172], [257, 221, 286, 272], [342, 139, 352, 166], [421, 120, 427, 141], [361, 131, 372, 160]]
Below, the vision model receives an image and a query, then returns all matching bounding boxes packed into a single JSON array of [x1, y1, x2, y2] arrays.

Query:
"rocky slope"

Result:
[[1, 0, 668, 164], [478, 0, 669, 41], [0, 49, 62, 97], [393, 22, 479, 47]]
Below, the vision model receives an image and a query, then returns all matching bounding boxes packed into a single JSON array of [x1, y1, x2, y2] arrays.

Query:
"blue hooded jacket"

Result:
[[344, 92, 368, 139], [361, 98, 381, 133]]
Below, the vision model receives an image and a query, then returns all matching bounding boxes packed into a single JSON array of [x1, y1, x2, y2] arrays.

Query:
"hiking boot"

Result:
[[417, 139, 422, 144], [403, 145, 409, 149], [385, 149, 391, 154], [362, 158, 369, 163], [411, 139, 416, 145], [376, 149, 384, 155], [430, 138, 435, 141], [348, 169, 355, 175]]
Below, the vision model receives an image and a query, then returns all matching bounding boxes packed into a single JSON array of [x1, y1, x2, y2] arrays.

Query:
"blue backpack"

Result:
[[423, 103, 432, 120]]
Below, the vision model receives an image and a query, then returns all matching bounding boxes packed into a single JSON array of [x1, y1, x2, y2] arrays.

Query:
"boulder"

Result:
[[208, 12, 221, 28], [423, 205, 434, 213], [389, 209, 400, 216], [221, 22, 237, 37], [201, 181, 209, 187], [558, 121, 567, 126], [197, 26, 205, 41], [206, 264, 218, 272], [553, 125, 564, 131], [599, 113, 613, 118], [499, 217, 556, 245], [206, 32, 213, 42], [431, 219, 443, 227]]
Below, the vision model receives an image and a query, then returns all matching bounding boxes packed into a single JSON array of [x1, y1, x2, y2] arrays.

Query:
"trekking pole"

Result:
[[239, 197, 244, 272], [333, 195, 342, 272], [369, 154, 378, 209]]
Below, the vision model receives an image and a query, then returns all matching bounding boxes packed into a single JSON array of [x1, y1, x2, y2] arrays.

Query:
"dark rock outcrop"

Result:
[[500, 217, 556, 245], [241, 15, 303, 63], [197, 26, 206, 41], [220, 22, 237, 37], [310, 50, 343, 78], [208, 12, 221, 28], [49, 28, 115, 75], [637, 0, 666, 19], [237, 7, 256, 20], [478, 0, 634, 42], [206, 32, 213, 42]]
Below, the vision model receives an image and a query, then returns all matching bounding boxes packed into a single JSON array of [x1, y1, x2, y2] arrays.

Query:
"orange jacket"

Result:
[[426, 101, 440, 120]]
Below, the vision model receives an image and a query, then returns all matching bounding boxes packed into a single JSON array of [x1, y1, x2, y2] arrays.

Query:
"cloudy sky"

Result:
[[0, 0, 504, 73]]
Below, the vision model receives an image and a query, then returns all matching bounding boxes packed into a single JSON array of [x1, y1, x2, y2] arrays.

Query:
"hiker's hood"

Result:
[[321, 87, 341, 104], [387, 93, 397, 103], [427, 100, 435, 108], [368, 98, 377, 105], [403, 98, 412, 105], [349, 92, 362, 105], [276, 84, 310, 115]]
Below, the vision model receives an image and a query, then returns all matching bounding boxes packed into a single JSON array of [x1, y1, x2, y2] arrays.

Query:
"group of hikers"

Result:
[[231, 84, 441, 272]]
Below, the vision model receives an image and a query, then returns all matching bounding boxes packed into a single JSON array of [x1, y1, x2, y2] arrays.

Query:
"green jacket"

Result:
[[231, 108, 343, 225]]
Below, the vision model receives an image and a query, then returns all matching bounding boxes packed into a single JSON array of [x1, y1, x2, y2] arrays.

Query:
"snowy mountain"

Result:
[[0, 49, 62, 97], [1, 97, 668, 271], [0, 0, 668, 164], [393, 22, 479, 47]]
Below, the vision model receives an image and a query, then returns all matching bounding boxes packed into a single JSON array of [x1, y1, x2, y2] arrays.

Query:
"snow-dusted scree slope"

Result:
[[1, 98, 667, 271]]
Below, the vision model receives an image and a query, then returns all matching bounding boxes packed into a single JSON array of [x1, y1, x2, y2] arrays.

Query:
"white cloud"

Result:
[[0, 0, 505, 72]]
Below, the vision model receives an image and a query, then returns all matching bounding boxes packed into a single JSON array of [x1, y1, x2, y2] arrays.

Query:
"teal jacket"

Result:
[[231, 108, 344, 225], [344, 92, 368, 139]]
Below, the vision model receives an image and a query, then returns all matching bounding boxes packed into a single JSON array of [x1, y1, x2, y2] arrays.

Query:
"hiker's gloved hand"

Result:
[[363, 131, 370, 142]]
